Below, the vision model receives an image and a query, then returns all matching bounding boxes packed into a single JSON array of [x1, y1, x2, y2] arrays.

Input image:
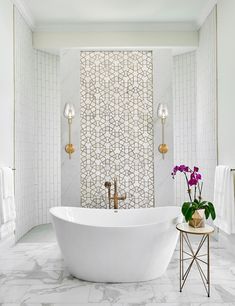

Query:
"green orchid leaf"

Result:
[[198, 202, 206, 209], [185, 206, 193, 222], [204, 206, 210, 219], [182, 202, 191, 217], [192, 201, 199, 210], [208, 202, 216, 220]]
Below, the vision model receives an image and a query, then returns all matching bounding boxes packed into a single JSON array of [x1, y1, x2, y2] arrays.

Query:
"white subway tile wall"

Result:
[[173, 52, 197, 205], [14, 8, 36, 240], [34, 50, 61, 224], [173, 7, 217, 206], [197, 8, 217, 202], [14, 9, 60, 240]]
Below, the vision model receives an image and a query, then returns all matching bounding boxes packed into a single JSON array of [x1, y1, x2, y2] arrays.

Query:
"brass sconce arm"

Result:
[[64, 103, 76, 159], [157, 103, 169, 159]]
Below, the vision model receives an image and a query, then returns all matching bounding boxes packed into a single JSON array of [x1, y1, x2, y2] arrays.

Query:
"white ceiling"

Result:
[[20, 0, 216, 31]]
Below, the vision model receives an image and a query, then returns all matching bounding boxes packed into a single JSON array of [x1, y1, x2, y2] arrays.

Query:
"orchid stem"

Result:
[[198, 182, 203, 201], [184, 172, 192, 203], [194, 185, 197, 201]]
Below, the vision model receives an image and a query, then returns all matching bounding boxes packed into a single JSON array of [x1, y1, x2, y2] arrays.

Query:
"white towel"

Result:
[[213, 165, 235, 234], [1, 167, 14, 198], [0, 220, 15, 240], [0, 167, 16, 224]]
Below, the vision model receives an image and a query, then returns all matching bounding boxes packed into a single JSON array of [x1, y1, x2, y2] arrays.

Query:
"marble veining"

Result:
[[0, 227, 235, 305]]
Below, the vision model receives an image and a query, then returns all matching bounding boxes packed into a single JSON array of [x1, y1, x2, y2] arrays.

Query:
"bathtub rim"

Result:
[[50, 206, 182, 229]]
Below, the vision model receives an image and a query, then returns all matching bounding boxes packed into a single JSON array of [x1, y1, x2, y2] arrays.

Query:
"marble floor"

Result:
[[0, 225, 235, 306]]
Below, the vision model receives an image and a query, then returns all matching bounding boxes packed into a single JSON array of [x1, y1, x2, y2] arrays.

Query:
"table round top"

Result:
[[176, 222, 214, 235]]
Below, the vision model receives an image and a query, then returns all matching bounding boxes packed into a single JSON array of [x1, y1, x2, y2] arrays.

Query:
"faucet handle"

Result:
[[121, 192, 127, 200], [104, 181, 111, 188]]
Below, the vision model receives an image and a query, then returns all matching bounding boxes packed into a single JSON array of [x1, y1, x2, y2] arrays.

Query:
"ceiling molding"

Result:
[[196, 0, 217, 29], [34, 22, 197, 33], [11, 0, 35, 30], [33, 31, 198, 49], [172, 47, 197, 56], [11, 0, 215, 33]]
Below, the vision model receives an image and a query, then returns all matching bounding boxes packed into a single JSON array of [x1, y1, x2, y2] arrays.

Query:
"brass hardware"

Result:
[[105, 177, 126, 209], [179, 231, 211, 297], [177, 223, 214, 297], [157, 104, 169, 159], [158, 144, 168, 154], [104, 181, 112, 209], [64, 104, 75, 159], [65, 144, 75, 156]]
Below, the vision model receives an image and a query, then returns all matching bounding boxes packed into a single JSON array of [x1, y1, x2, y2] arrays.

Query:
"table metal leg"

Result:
[[179, 231, 182, 292], [207, 234, 210, 297], [179, 232, 211, 297], [182, 231, 184, 280]]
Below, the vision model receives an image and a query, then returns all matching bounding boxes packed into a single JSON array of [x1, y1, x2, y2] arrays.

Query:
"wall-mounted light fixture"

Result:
[[64, 103, 75, 159], [157, 103, 169, 159]]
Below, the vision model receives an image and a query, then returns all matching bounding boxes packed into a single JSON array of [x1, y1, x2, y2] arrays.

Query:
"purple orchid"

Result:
[[172, 164, 190, 178], [171, 164, 203, 202]]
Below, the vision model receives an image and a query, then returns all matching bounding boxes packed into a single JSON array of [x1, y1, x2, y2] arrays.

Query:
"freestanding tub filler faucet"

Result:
[[104, 177, 126, 209]]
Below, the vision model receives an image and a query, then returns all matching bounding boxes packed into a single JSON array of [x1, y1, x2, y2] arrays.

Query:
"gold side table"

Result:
[[176, 223, 214, 297]]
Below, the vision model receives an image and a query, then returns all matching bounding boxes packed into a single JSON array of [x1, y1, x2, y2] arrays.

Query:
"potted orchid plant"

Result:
[[172, 165, 216, 228]]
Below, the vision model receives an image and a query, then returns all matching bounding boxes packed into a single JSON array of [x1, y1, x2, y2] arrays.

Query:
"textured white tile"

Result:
[[172, 8, 217, 206], [173, 51, 197, 206], [14, 8, 36, 241], [34, 50, 61, 224], [14, 7, 61, 240], [197, 8, 217, 202]]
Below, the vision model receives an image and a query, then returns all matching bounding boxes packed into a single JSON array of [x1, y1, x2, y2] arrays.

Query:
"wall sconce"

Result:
[[157, 103, 169, 159], [64, 103, 75, 159]]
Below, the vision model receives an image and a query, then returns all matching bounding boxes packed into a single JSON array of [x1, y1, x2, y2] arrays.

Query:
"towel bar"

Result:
[[231, 169, 235, 172]]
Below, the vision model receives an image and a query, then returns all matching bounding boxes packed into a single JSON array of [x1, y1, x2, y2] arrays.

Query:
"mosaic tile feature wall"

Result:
[[80, 51, 154, 208]]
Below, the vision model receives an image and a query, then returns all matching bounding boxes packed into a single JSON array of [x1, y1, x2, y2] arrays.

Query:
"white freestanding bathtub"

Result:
[[50, 206, 182, 283]]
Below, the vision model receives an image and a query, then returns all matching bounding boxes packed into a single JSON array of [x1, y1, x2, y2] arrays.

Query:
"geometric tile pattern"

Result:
[[80, 51, 154, 208]]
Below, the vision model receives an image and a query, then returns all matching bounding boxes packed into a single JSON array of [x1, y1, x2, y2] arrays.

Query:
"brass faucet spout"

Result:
[[105, 177, 126, 209], [104, 181, 112, 209]]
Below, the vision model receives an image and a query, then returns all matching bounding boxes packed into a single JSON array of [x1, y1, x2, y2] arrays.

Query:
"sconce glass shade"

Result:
[[64, 103, 75, 119], [157, 103, 168, 119]]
